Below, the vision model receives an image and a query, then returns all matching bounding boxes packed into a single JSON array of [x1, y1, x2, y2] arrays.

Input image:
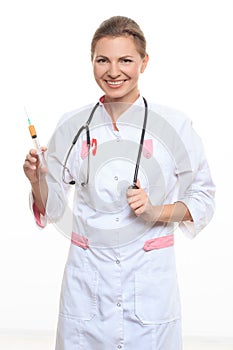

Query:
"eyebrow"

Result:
[[95, 55, 134, 60], [95, 55, 108, 59]]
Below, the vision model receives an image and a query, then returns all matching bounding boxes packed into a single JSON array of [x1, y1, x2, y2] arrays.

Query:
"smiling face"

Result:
[[92, 36, 149, 104]]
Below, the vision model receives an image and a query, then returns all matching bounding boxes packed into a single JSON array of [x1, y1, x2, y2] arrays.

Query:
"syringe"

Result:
[[27, 116, 46, 168]]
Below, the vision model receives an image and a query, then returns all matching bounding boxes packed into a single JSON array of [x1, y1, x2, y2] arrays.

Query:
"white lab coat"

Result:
[[33, 96, 215, 350]]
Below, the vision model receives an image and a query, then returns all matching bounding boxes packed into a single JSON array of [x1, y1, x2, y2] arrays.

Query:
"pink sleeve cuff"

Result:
[[32, 202, 46, 228]]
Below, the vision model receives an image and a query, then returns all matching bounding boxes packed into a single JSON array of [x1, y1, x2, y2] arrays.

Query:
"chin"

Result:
[[105, 89, 129, 101]]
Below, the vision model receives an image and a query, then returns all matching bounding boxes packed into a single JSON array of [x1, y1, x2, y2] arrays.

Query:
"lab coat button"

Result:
[[116, 259, 120, 264], [114, 176, 118, 181], [117, 346, 122, 349], [117, 302, 121, 307]]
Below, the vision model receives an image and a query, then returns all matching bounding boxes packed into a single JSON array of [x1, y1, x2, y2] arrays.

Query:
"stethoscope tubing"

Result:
[[130, 97, 148, 188], [62, 98, 148, 187]]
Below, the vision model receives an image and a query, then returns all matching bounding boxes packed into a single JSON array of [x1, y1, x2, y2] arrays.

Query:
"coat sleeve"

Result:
[[28, 104, 94, 230], [29, 113, 79, 228], [175, 118, 215, 238], [28, 126, 71, 229], [45, 118, 77, 224], [29, 191, 48, 229]]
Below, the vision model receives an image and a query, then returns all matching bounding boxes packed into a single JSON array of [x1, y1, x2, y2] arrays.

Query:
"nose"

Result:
[[107, 62, 120, 78]]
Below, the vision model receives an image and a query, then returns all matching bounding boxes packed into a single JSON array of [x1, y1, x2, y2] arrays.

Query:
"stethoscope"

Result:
[[62, 97, 148, 189]]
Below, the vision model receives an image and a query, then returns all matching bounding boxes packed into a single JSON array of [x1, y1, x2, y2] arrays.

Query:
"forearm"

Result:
[[31, 178, 48, 216], [153, 201, 193, 223], [127, 183, 193, 223]]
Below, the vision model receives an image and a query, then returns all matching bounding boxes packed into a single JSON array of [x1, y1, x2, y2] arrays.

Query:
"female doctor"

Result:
[[23, 16, 215, 350]]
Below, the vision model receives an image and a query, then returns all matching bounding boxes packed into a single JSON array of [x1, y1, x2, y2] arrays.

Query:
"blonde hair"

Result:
[[91, 16, 147, 60]]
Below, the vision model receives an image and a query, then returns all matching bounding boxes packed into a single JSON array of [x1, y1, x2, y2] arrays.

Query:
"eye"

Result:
[[96, 57, 108, 64], [121, 58, 133, 63]]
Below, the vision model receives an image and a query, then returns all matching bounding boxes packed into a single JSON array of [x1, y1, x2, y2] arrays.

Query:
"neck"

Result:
[[104, 102, 129, 123], [104, 92, 140, 124]]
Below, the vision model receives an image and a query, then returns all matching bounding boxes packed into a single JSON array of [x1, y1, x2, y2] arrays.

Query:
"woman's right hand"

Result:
[[23, 147, 47, 184]]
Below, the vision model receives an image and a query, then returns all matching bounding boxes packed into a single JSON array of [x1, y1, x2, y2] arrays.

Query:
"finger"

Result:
[[29, 148, 38, 155], [126, 188, 133, 196], [128, 196, 145, 209], [24, 150, 38, 168], [26, 153, 38, 164], [127, 192, 141, 204], [134, 206, 145, 216], [29, 148, 47, 158], [23, 158, 37, 170], [127, 187, 143, 198]]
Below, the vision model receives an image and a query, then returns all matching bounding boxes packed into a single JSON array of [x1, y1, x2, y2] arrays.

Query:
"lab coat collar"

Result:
[[98, 94, 145, 107], [98, 94, 145, 132]]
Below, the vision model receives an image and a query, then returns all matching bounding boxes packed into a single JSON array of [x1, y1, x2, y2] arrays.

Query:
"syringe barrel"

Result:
[[32, 137, 46, 168]]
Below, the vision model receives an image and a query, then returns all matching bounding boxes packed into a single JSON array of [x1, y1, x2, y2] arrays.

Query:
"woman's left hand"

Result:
[[126, 180, 156, 222], [127, 179, 193, 224]]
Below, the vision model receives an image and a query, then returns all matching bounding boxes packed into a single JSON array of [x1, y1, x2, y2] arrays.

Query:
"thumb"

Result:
[[136, 179, 141, 188]]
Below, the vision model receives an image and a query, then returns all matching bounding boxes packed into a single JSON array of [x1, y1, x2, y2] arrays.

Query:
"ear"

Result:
[[140, 53, 149, 73]]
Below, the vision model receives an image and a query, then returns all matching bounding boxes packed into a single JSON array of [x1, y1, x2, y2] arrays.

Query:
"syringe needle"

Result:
[[24, 106, 29, 118]]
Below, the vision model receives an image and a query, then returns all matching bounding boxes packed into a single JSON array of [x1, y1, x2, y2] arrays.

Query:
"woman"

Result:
[[23, 16, 215, 350]]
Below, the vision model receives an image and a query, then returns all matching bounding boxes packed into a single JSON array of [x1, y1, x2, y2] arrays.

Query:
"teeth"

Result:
[[108, 81, 123, 85]]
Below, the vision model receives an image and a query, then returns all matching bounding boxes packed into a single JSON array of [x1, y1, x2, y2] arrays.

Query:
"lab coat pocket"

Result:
[[135, 270, 180, 325], [59, 264, 98, 321]]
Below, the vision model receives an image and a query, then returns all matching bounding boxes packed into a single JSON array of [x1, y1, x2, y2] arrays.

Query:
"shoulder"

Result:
[[56, 103, 95, 128], [148, 102, 192, 131]]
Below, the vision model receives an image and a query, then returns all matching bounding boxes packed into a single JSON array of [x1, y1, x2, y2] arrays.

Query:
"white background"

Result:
[[0, 0, 232, 341]]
